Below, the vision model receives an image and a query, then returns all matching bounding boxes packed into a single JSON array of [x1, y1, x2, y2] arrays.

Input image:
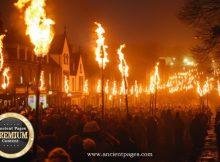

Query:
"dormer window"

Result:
[[80, 64, 82, 73]]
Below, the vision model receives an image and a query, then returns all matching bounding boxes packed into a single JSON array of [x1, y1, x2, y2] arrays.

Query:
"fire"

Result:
[[84, 79, 89, 95], [94, 22, 109, 69], [218, 81, 220, 96], [2, 67, 10, 90], [96, 79, 101, 93], [118, 44, 128, 78], [130, 86, 134, 95], [112, 81, 117, 96], [105, 80, 109, 94], [134, 80, 139, 97], [119, 80, 126, 95], [0, 35, 5, 71], [64, 76, 69, 93], [196, 78, 212, 97], [39, 70, 45, 90], [15, 0, 55, 56], [149, 62, 160, 94]]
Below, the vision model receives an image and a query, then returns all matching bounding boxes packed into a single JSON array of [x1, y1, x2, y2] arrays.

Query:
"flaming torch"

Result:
[[95, 22, 109, 122], [149, 62, 160, 115], [83, 79, 89, 111], [117, 44, 130, 117], [0, 35, 5, 72], [39, 71, 45, 90], [2, 67, 10, 108], [112, 81, 117, 107], [2, 68, 10, 90], [15, 0, 55, 152]]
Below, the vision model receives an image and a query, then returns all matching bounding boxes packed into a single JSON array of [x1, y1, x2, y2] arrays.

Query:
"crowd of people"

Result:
[[0, 105, 212, 162]]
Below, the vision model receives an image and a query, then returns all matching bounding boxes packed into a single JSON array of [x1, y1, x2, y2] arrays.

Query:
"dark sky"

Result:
[[0, 0, 196, 79]]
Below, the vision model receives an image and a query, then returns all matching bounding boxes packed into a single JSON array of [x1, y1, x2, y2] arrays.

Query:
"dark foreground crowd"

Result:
[[0, 105, 213, 162]]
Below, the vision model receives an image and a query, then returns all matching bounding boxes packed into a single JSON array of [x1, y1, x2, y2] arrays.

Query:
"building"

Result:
[[1, 30, 86, 108]]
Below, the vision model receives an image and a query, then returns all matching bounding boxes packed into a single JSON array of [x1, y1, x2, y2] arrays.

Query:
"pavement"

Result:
[[197, 115, 219, 162]]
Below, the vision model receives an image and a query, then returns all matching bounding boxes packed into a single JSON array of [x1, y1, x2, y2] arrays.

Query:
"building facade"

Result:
[[1, 31, 85, 108]]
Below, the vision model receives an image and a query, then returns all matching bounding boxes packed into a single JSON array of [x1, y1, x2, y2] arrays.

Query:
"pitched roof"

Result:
[[49, 34, 65, 54]]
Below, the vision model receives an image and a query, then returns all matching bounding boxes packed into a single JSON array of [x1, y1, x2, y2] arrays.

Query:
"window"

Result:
[[49, 73, 52, 87], [6, 48, 17, 60], [79, 76, 83, 92], [80, 64, 82, 73], [63, 53, 68, 64], [19, 49, 25, 61], [72, 78, 75, 92], [27, 49, 32, 62]]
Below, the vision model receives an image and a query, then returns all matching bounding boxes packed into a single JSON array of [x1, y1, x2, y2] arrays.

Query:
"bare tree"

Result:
[[179, 0, 220, 71]]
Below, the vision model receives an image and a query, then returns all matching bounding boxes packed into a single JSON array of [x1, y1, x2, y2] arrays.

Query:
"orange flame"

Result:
[[0, 35, 5, 72], [2, 67, 10, 89], [112, 81, 117, 96], [134, 80, 139, 97], [96, 79, 101, 93], [105, 80, 109, 94], [15, 0, 55, 56], [64, 76, 69, 93], [196, 78, 213, 97], [118, 44, 128, 78], [84, 79, 89, 95], [119, 80, 126, 95], [149, 62, 160, 94], [39, 70, 45, 90], [94, 22, 109, 69]]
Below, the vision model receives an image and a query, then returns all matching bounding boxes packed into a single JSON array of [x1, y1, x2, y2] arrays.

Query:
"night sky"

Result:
[[0, 0, 196, 79]]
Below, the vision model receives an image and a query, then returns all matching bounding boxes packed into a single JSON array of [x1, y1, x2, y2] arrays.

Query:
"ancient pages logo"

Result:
[[0, 113, 34, 159]]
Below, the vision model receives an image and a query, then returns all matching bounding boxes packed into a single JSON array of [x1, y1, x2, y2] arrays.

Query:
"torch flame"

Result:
[[105, 80, 109, 94], [149, 62, 160, 94], [39, 70, 45, 90], [118, 44, 128, 78], [84, 79, 89, 95], [64, 76, 69, 93], [15, 0, 55, 56], [95, 22, 109, 69], [0, 35, 5, 72], [2, 67, 10, 90], [97, 79, 101, 93], [134, 80, 139, 97], [112, 81, 117, 96]]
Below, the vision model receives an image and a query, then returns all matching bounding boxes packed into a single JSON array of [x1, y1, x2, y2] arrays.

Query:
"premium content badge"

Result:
[[0, 113, 34, 159]]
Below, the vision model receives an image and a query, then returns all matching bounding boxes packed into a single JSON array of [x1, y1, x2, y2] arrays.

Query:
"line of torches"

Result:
[[84, 62, 220, 102], [0, 0, 220, 108]]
